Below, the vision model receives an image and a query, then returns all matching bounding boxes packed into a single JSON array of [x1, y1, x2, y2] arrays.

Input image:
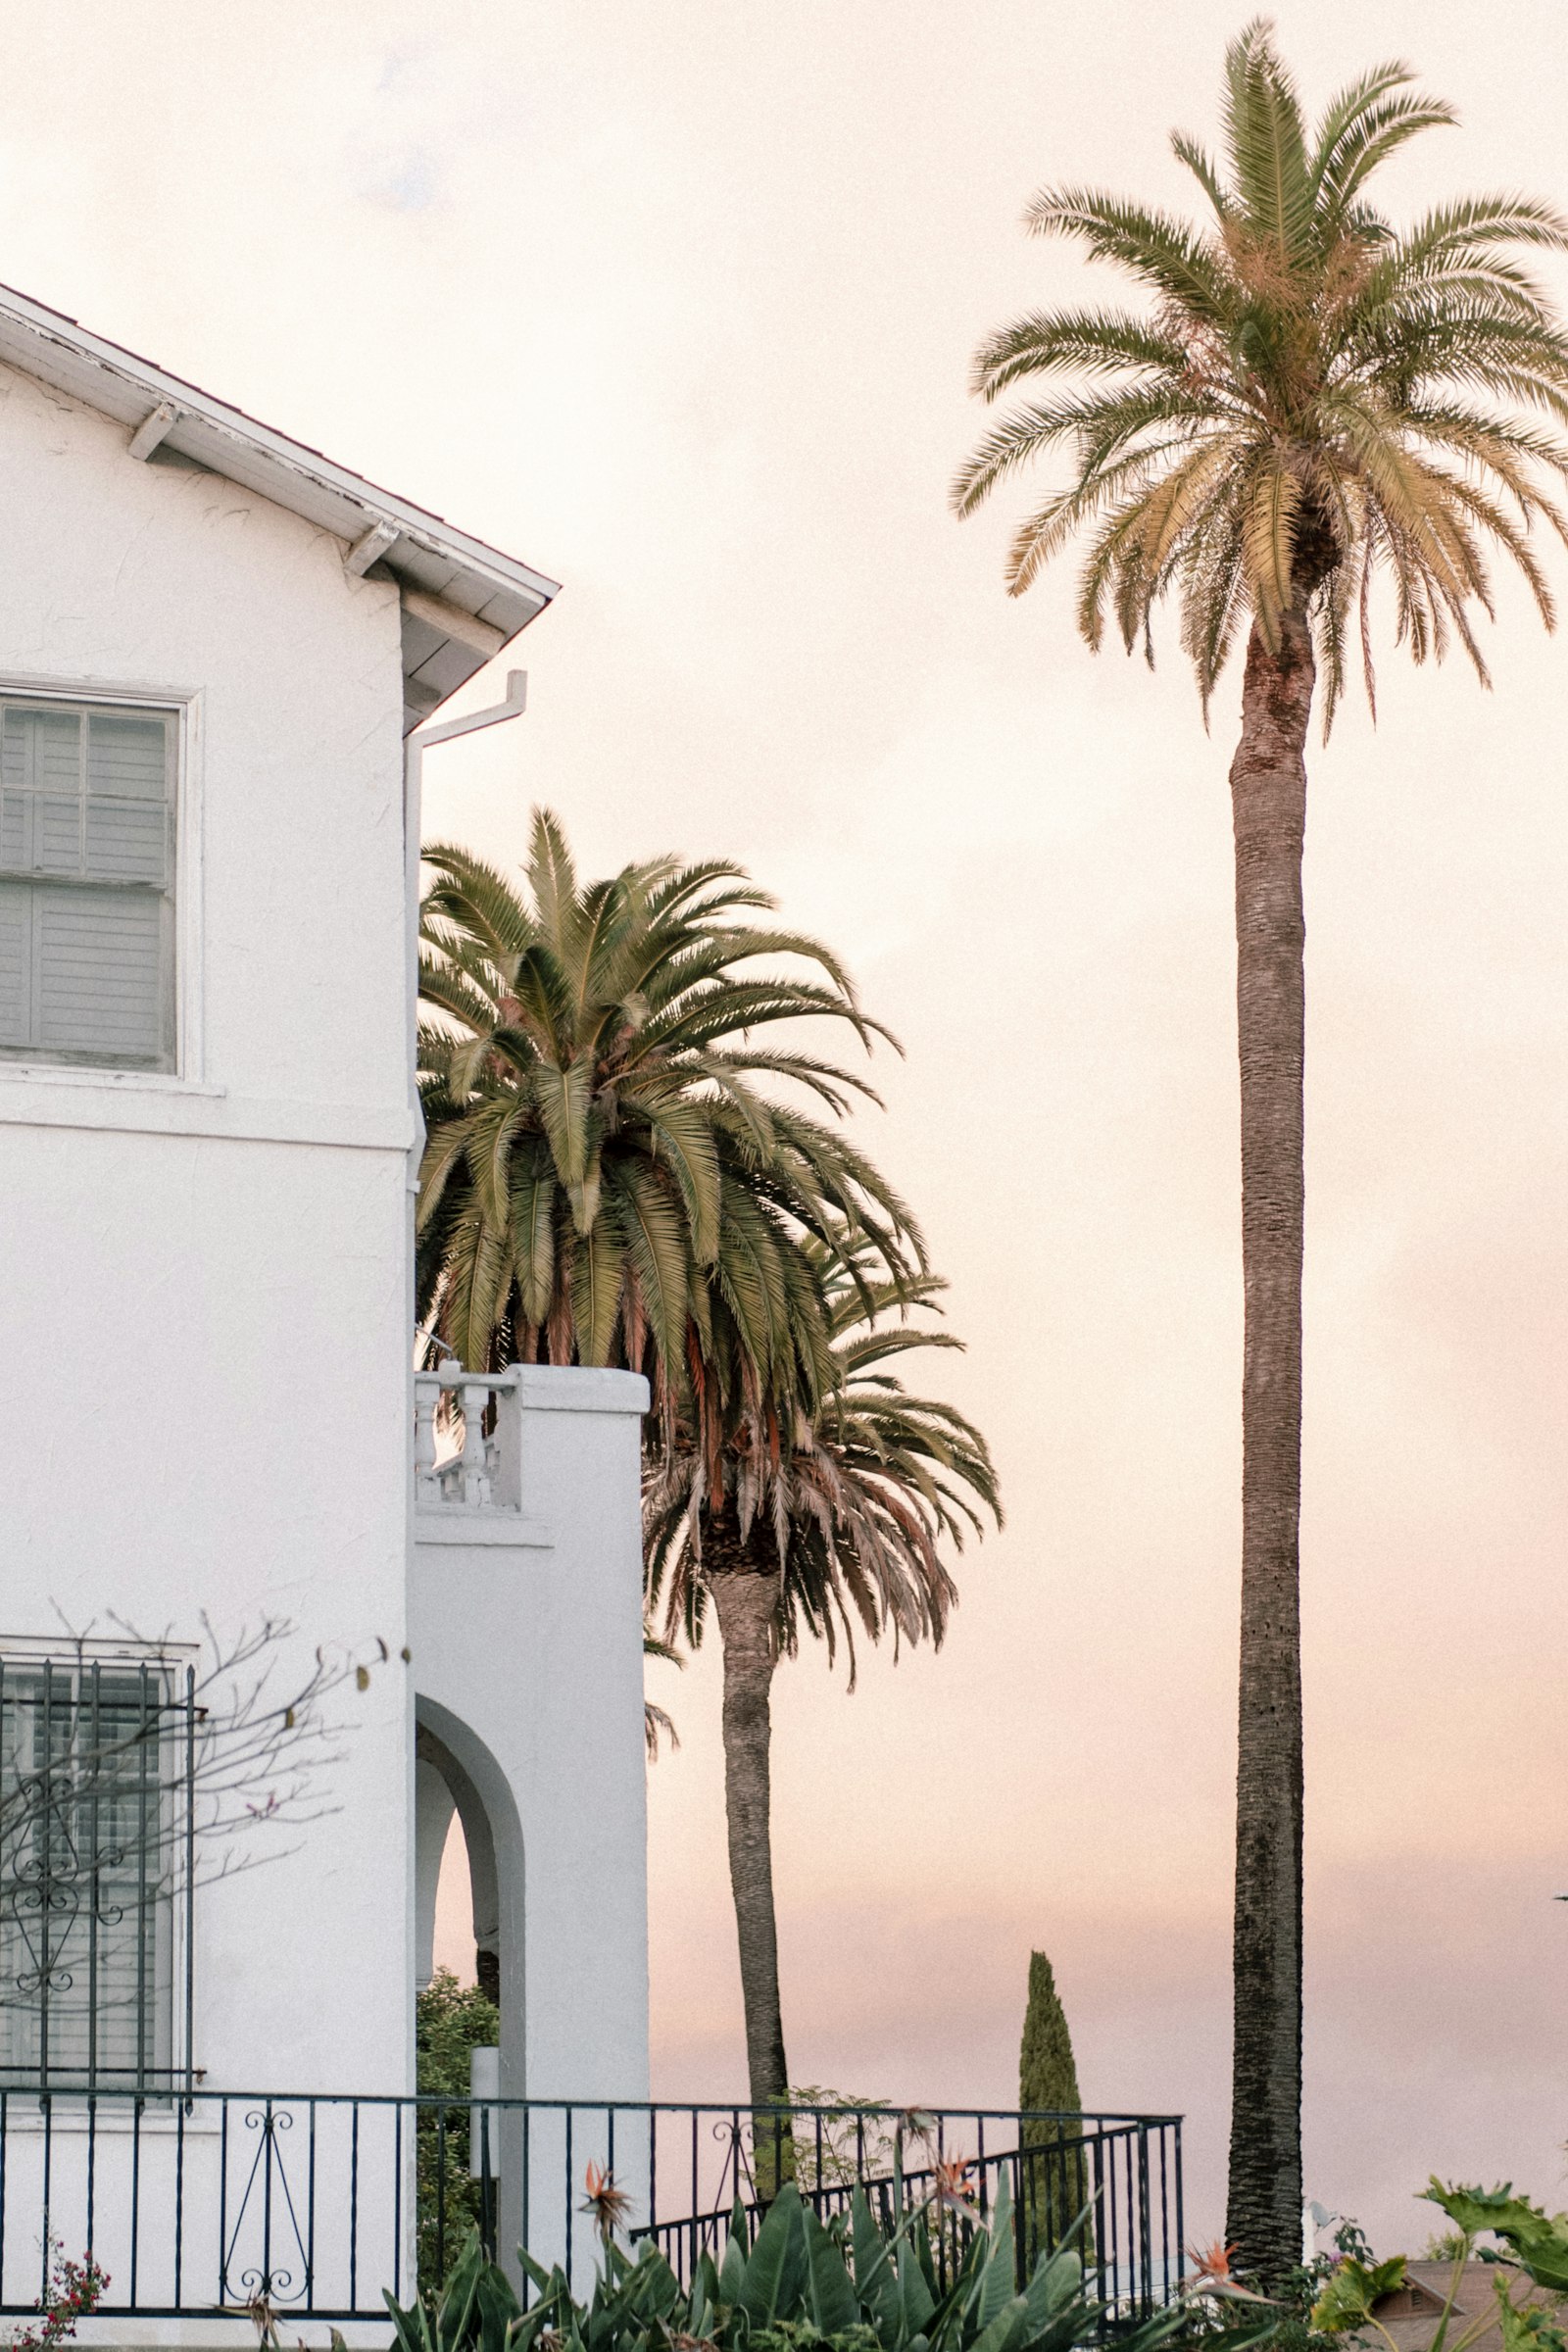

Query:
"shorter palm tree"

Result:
[[645, 1243, 1002, 2132]]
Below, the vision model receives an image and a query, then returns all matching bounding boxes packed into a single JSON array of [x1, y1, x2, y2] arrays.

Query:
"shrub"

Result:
[[386, 2169, 1189, 2352], [416, 1969, 501, 2289]]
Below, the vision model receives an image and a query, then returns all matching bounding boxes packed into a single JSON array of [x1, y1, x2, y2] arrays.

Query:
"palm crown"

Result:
[[954, 18, 1568, 724], [645, 1241, 1002, 1673], [416, 813, 922, 1419]]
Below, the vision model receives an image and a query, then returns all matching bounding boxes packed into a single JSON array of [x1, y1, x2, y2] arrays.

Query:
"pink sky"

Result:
[[21, 0, 1567, 2254]]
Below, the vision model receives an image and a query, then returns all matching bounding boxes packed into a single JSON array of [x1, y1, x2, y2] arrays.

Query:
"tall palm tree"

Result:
[[644, 1244, 1002, 2129], [955, 22, 1568, 2280], [416, 810, 923, 1400]]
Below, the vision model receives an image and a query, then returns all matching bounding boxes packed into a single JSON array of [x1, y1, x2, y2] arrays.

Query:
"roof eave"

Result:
[[0, 281, 561, 732]]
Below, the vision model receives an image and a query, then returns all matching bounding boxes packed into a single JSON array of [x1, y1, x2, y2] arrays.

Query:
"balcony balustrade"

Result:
[[414, 1365, 522, 1517]]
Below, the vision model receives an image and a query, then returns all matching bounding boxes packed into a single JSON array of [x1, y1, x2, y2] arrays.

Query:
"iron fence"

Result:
[[0, 2090, 1183, 2326]]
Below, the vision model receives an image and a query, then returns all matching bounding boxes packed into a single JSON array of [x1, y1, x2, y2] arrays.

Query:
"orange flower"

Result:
[[928, 2153, 981, 2224], [581, 2160, 634, 2241], [1184, 2240, 1274, 2303]]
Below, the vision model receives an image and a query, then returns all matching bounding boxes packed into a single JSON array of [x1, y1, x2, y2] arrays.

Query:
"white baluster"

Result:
[[459, 1378, 491, 1509], [415, 1378, 440, 1506]]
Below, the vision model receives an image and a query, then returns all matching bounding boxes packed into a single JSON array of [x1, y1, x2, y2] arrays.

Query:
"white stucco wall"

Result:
[[0, 355, 413, 2101]]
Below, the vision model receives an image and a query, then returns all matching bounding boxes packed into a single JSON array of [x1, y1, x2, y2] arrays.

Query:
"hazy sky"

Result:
[[18, 0, 1567, 2250]]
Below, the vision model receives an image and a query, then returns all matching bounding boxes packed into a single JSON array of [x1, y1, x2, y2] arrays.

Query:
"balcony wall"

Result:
[[410, 1364, 652, 2164]]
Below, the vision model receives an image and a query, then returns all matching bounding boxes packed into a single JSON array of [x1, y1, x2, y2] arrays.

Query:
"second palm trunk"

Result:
[[711, 1562, 794, 2190], [1224, 603, 1311, 2283]]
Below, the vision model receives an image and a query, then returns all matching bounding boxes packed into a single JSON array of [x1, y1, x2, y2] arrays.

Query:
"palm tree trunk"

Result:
[[710, 1554, 793, 2152], [1224, 600, 1312, 2284]]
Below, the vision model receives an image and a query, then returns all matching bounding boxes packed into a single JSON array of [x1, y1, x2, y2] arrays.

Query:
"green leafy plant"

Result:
[[1307, 2181, 1568, 2352], [785, 2091, 899, 2193], [385, 2171, 1191, 2352]]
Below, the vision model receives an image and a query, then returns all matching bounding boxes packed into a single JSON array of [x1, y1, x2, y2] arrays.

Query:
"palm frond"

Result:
[[1024, 186, 1232, 322], [969, 310, 1190, 401], [1222, 18, 1314, 262]]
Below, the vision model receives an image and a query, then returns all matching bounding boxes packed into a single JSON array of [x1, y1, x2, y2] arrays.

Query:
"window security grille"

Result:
[[0, 1658, 195, 2094], [0, 699, 176, 1070]]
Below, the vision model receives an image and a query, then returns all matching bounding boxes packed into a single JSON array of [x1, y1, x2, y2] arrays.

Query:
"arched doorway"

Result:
[[413, 1698, 525, 2084], [416, 1722, 502, 2007]]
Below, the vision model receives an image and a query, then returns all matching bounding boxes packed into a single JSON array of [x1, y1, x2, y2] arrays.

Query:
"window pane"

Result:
[[0, 883, 27, 1045], [26, 710, 81, 792], [36, 886, 164, 1060], [0, 699, 175, 1070], [33, 793, 82, 874], [84, 798, 168, 884], [87, 712, 168, 800], [0, 712, 23, 792]]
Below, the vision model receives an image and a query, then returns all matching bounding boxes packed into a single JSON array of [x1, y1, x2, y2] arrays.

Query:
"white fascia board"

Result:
[[0, 279, 561, 722]]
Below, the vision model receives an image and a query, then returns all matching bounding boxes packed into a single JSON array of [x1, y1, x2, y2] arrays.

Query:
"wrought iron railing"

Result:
[[0, 2090, 1183, 2324]]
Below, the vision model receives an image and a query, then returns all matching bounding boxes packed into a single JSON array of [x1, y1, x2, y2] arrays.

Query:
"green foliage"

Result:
[[419, 1970, 501, 2097], [786, 2092, 898, 2192], [417, 811, 923, 1440], [1019, 1955, 1081, 2119], [1018, 1954, 1086, 2273], [956, 21, 1568, 733], [644, 1235, 1001, 1670], [1300, 2181, 1568, 2352], [1309, 2255, 1407, 2333], [416, 1971, 501, 2292], [385, 2177, 1190, 2352], [1424, 2184, 1568, 2294]]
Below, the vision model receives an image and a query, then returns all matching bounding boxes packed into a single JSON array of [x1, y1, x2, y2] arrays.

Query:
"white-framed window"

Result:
[[0, 1652, 194, 2093], [0, 695, 177, 1072]]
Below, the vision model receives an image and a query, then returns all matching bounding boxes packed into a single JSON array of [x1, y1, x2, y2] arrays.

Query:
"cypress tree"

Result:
[[1018, 1949, 1086, 2263]]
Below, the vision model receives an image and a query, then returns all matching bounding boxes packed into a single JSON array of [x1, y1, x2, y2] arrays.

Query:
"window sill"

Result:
[[0, 1072, 413, 1152], [0, 1062, 222, 1097]]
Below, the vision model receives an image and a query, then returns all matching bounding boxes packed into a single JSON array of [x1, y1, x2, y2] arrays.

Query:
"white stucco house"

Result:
[[0, 283, 651, 2333]]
